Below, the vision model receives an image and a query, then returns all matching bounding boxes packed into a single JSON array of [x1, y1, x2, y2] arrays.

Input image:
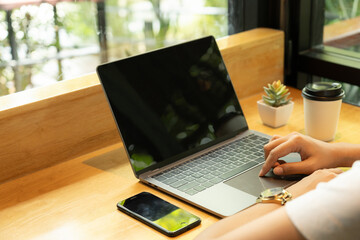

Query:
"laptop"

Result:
[[96, 36, 300, 218]]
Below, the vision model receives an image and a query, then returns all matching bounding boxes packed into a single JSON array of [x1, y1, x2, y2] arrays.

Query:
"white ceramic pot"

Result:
[[257, 100, 294, 128]]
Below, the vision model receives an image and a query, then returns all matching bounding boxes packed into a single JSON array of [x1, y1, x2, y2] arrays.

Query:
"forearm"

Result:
[[195, 199, 303, 240], [332, 143, 360, 167], [214, 207, 304, 240], [195, 202, 281, 240]]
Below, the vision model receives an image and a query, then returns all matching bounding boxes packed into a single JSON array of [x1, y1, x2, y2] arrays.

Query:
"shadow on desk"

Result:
[[83, 147, 131, 177]]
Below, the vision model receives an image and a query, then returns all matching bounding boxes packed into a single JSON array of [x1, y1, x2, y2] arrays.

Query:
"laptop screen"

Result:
[[97, 36, 248, 177]]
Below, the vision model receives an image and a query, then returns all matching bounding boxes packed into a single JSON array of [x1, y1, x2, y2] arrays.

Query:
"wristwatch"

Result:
[[256, 187, 292, 205]]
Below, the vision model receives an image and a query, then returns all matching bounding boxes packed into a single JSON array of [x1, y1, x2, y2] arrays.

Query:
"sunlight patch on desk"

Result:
[[36, 222, 84, 240]]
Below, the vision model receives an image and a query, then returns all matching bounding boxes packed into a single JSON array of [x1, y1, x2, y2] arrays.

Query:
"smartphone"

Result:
[[117, 192, 201, 237]]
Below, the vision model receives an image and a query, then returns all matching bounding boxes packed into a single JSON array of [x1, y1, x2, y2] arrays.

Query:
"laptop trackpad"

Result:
[[224, 165, 296, 196]]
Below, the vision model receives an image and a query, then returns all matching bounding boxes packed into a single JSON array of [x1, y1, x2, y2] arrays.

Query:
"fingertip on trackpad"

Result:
[[266, 169, 307, 181]]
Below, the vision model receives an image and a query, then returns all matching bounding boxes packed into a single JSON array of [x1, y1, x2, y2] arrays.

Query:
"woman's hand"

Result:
[[287, 168, 343, 197], [259, 132, 343, 176]]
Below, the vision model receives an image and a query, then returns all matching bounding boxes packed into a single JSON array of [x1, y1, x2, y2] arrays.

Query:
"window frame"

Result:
[[228, 0, 281, 35]]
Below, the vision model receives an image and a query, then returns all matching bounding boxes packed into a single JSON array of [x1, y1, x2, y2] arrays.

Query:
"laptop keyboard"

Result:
[[152, 134, 269, 196]]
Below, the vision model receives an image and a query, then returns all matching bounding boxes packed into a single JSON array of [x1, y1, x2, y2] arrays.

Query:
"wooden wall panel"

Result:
[[0, 28, 284, 183], [0, 76, 121, 183], [217, 28, 284, 99]]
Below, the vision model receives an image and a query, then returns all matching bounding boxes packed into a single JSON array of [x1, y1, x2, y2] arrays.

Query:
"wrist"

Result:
[[286, 182, 309, 198], [332, 143, 360, 167]]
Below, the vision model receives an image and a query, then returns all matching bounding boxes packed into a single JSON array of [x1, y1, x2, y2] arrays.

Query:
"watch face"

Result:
[[261, 187, 284, 198]]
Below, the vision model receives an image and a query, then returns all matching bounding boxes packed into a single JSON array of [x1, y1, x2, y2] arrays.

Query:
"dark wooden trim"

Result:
[[96, 1, 108, 63], [228, 0, 243, 34], [298, 47, 360, 86]]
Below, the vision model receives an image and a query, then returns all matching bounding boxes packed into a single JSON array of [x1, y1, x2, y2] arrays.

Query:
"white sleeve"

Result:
[[285, 161, 360, 240]]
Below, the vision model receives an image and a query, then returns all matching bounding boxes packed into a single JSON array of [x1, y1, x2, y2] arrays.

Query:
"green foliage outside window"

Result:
[[0, 0, 228, 97], [325, 0, 360, 24]]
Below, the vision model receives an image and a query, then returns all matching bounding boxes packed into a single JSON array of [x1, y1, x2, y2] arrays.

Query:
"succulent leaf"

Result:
[[262, 80, 291, 107]]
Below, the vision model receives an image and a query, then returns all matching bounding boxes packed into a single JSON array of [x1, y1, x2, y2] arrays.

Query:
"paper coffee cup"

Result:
[[302, 82, 345, 142]]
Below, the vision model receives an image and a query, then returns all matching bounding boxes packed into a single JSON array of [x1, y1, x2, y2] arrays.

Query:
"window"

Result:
[[282, 0, 360, 106], [324, 0, 360, 53], [323, 0, 360, 106], [0, 0, 235, 96], [6, 0, 345, 102]]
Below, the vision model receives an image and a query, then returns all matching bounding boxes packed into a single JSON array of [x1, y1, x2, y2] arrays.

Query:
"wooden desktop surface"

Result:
[[1, 87, 359, 240]]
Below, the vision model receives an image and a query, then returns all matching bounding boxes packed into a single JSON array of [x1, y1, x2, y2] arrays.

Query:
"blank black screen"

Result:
[[120, 192, 178, 221], [118, 192, 200, 233], [97, 36, 248, 176]]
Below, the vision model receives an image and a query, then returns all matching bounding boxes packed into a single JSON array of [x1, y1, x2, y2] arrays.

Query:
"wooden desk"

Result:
[[1, 87, 359, 240]]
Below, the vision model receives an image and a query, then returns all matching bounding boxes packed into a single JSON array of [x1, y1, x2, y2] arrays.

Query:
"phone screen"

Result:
[[117, 192, 201, 236]]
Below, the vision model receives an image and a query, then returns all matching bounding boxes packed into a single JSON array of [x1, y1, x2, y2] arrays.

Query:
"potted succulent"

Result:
[[257, 80, 293, 128]]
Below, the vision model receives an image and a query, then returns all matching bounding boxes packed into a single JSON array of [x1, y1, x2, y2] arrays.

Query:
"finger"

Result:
[[272, 159, 286, 167], [327, 168, 344, 174], [308, 168, 343, 182], [273, 160, 315, 175], [276, 163, 346, 176], [264, 135, 291, 160], [260, 139, 301, 176], [270, 135, 282, 142], [263, 132, 303, 158]]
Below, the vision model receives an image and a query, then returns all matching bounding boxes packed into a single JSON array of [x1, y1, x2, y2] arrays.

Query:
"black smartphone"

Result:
[[117, 192, 201, 237]]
